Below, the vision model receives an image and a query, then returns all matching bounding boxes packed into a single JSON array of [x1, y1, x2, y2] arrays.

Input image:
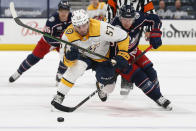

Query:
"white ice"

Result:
[[0, 51, 196, 131]]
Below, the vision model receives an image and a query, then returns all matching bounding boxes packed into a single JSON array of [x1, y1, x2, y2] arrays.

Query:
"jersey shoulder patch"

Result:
[[49, 16, 55, 22], [64, 24, 80, 42], [135, 12, 140, 20], [66, 28, 74, 34]]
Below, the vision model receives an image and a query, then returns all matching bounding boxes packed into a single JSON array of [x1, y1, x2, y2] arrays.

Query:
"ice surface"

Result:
[[0, 51, 196, 131]]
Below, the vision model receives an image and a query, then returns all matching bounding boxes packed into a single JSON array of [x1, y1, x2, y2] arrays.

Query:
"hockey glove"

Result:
[[114, 51, 132, 74], [66, 46, 79, 61], [150, 29, 162, 49]]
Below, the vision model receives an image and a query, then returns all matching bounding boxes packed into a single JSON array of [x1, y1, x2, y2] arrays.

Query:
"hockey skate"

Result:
[[120, 77, 133, 96], [156, 96, 172, 110], [56, 73, 63, 86], [9, 71, 21, 83], [51, 92, 65, 105], [51, 92, 65, 112], [96, 82, 107, 102]]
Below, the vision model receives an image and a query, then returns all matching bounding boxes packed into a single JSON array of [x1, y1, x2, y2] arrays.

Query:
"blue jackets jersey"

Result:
[[111, 11, 162, 52], [43, 12, 72, 47]]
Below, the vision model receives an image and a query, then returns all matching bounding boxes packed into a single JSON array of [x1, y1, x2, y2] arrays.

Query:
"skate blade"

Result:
[[55, 82, 59, 87], [165, 106, 173, 111]]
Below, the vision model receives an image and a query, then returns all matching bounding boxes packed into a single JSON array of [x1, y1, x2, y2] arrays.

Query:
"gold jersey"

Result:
[[87, 2, 107, 19], [60, 19, 129, 63]]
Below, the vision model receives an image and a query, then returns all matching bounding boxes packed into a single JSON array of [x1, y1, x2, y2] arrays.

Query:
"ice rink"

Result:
[[0, 51, 196, 131]]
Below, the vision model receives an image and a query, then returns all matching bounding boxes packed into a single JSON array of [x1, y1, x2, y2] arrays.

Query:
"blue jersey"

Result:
[[111, 11, 162, 51], [43, 12, 72, 47]]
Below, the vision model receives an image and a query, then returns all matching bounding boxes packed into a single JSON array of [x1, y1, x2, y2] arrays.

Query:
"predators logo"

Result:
[[66, 28, 73, 34], [88, 42, 100, 52]]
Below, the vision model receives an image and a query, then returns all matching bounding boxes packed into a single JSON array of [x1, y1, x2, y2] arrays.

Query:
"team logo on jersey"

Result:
[[66, 28, 73, 34], [57, 26, 62, 30], [135, 12, 140, 19], [88, 42, 100, 52], [49, 16, 55, 22]]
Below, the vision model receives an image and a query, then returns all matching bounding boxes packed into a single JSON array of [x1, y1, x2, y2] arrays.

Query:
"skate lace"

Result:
[[53, 95, 64, 104], [97, 83, 107, 98], [98, 90, 107, 98], [12, 71, 21, 79], [157, 97, 167, 105], [56, 73, 63, 81]]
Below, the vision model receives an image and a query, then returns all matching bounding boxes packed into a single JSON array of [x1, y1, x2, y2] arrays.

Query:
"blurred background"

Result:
[[0, 0, 195, 19], [0, 0, 196, 51]]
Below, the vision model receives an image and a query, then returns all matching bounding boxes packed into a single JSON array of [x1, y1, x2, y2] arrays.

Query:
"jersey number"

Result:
[[106, 25, 114, 36]]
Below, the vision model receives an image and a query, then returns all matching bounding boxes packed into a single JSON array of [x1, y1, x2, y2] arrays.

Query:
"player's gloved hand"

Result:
[[150, 29, 162, 49], [114, 51, 132, 74], [66, 46, 79, 61], [101, 60, 114, 67]]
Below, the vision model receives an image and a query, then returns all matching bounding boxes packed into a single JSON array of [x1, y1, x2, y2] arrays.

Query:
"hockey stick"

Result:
[[52, 0, 153, 112], [132, 45, 152, 64], [9, 2, 109, 61], [51, 90, 99, 112], [51, 45, 153, 112]]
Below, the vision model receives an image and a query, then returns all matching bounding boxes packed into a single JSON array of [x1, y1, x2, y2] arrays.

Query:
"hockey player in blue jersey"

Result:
[[9, 0, 72, 86], [106, 0, 156, 95], [98, 5, 172, 110]]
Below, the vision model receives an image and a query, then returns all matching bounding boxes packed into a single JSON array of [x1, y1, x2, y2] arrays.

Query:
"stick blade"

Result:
[[51, 101, 75, 112], [9, 2, 18, 18]]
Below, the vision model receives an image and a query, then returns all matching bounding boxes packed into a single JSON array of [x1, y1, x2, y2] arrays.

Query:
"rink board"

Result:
[[0, 19, 196, 51]]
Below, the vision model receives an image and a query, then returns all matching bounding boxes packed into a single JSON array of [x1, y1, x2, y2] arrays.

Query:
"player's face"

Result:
[[59, 9, 69, 22], [120, 17, 135, 30], [74, 22, 89, 37], [90, 0, 99, 7]]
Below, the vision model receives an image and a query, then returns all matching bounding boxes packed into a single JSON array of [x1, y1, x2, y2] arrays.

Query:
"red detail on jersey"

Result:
[[117, 48, 152, 81], [32, 38, 60, 58], [150, 29, 162, 38]]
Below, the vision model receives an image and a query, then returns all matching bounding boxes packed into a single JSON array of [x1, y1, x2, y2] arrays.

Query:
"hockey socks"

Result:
[[18, 54, 40, 74], [132, 69, 162, 101], [57, 61, 67, 74]]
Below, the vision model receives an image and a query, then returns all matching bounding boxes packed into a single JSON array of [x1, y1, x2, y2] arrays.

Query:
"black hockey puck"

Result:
[[57, 117, 64, 122]]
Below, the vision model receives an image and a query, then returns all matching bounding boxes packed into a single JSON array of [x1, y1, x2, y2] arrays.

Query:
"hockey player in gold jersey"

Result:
[[87, 0, 107, 21], [51, 9, 131, 105]]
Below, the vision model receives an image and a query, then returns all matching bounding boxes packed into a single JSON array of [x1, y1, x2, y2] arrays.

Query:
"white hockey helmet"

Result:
[[71, 9, 89, 26]]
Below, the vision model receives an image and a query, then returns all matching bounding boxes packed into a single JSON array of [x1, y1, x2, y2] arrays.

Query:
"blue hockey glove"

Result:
[[150, 29, 162, 49], [66, 46, 79, 61]]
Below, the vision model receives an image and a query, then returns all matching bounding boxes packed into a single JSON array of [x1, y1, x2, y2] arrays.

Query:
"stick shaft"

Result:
[[10, 2, 109, 60]]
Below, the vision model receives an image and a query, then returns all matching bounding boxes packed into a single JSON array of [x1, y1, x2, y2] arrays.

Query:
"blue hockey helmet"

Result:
[[58, 0, 70, 10], [119, 5, 135, 18]]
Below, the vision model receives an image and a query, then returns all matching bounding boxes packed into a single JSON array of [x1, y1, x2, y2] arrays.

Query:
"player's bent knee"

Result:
[[96, 63, 116, 85], [63, 60, 88, 83]]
